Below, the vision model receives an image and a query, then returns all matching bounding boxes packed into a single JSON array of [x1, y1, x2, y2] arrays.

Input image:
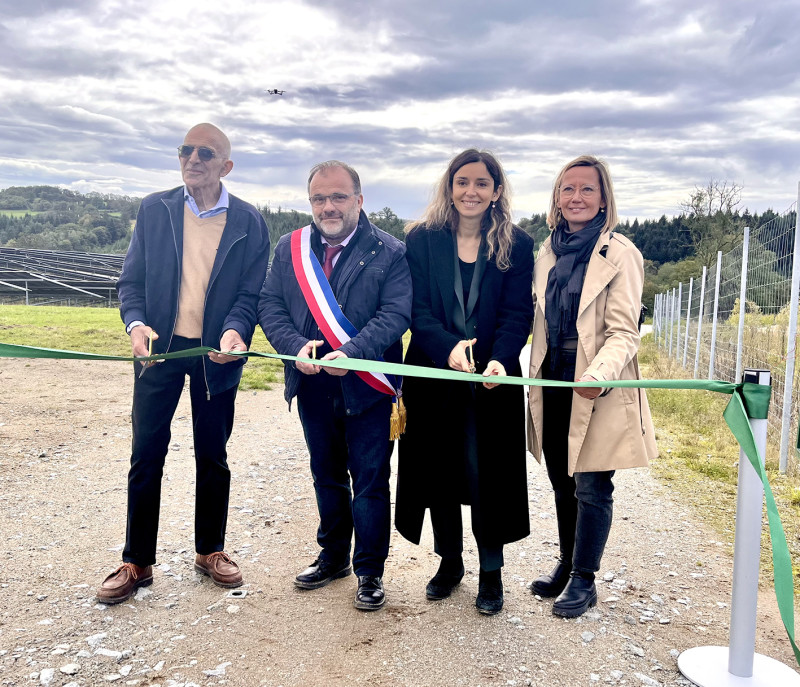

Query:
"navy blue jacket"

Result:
[[258, 212, 411, 415], [117, 186, 270, 396]]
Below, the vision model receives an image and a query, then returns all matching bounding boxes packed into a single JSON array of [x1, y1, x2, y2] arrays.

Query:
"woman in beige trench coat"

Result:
[[527, 155, 658, 618]]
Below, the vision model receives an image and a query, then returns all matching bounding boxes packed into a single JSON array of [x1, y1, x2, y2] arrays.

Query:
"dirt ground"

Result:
[[0, 357, 797, 687]]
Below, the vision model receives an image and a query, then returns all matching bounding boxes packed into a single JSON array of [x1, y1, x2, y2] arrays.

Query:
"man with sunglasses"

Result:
[[97, 123, 270, 604], [258, 161, 411, 611]]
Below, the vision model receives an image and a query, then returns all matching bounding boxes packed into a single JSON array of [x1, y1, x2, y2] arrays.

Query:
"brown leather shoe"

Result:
[[194, 551, 243, 588], [96, 563, 153, 605]]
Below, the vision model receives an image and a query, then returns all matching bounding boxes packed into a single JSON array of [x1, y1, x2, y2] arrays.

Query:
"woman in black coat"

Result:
[[395, 149, 534, 615]]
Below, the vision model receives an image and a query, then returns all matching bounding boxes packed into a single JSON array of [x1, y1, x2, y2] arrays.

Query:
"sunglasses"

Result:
[[177, 145, 217, 162]]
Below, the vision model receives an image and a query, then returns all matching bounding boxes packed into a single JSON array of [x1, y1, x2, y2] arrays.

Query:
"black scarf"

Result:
[[544, 212, 605, 370]]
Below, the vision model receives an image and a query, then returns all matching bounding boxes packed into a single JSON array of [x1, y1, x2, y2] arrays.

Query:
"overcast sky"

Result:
[[0, 0, 798, 223]]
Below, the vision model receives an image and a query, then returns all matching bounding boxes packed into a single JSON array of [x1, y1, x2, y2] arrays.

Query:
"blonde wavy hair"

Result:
[[547, 155, 618, 234], [406, 149, 515, 271]]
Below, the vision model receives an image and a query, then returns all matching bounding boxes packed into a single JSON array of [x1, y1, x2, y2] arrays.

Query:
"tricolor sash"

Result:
[[290, 225, 401, 398]]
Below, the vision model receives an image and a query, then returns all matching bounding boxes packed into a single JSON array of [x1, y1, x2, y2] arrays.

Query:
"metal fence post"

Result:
[[653, 293, 660, 346], [694, 267, 707, 379], [683, 277, 694, 367], [653, 293, 659, 345], [780, 184, 800, 472], [676, 282, 683, 362], [735, 228, 750, 384], [668, 287, 676, 357], [666, 291, 670, 354], [653, 293, 661, 344], [709, 251, 723, 381]]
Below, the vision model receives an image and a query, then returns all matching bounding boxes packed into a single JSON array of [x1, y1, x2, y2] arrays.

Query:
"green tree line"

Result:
[[1, 184, 793, 315], [0, 186, 140, 253]]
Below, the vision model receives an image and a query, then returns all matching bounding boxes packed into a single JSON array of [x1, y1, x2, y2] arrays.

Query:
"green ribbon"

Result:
[[0, 341, 796, 664]]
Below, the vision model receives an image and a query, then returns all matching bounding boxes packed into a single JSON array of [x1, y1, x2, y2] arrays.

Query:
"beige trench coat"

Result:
[[526, 230, 658, 475]]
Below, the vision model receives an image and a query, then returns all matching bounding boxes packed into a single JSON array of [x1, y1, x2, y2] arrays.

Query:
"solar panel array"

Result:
[[0, 247, 124, 306]]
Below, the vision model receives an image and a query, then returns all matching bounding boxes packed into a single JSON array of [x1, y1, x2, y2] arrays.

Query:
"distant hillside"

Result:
[[0, 186, 141, 253], [0, 186, 324, 258]]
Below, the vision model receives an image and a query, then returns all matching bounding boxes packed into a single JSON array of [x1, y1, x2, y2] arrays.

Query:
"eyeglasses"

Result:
[[559, 184, 599, 199], [177, 145, 217, 162], [309, 193, 357, 207]]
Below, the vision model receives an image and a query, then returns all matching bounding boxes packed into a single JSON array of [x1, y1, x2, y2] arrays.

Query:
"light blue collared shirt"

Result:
[[184, 184, 229, 218]]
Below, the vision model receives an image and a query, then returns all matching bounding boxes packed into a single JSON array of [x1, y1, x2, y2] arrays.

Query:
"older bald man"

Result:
[[97, 123, 270, 604]]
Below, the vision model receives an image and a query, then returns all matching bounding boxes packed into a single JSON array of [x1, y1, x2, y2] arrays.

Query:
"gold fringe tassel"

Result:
[[389, 397, 407, 440]]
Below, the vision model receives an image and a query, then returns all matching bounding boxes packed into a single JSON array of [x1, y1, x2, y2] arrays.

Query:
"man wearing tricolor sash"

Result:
[[258, 161, 411, 611]]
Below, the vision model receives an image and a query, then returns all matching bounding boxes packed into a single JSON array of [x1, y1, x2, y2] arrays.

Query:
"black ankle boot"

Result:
[[476, 568, 503, 615], [552, 570, 597, 618], [425, 557, 465, 600], [530, 558, 571, 598]]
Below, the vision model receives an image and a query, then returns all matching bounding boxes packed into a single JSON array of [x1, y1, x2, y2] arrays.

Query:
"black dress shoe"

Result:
[[294, 558, 352, 590], [475, 568, 504, 615], [354, 575, 385, 611], [552, 571, 597, 618], [530, 559, 571, 598], [426, 558, 465, 600]]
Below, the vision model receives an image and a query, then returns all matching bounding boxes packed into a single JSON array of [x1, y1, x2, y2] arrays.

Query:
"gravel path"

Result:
[[0, 358, 796, 686]]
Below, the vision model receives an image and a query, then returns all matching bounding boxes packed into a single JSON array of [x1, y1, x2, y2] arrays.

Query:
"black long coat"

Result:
[[395, 224, 534, 547]]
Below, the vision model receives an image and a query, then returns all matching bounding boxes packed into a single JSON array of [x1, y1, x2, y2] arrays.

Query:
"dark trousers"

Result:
[[124, 336, 236, 567], [430, 405, 503, 572], [430, 505, 504, 572], [542, 356, 614, 574], [296, 376, 392, 577]]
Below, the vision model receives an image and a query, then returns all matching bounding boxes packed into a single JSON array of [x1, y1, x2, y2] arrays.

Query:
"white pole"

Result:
[[779, 184, 800, 472], [678, 369, 799, 687], [653, 293, 659, 345], [683, 277, 694, 367], [654, 293, 660, 346], [676, 282, 683, 362], [729, 369, 770, 676], [668, 288, 676, 357], [709, 251, 723, 381], [735, 228, 750, 384], [694, 266, 707, 379]]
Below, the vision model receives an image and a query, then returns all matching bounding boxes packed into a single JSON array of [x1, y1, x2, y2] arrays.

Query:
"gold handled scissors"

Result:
[[467, 340, 476, 374], [139, 330, 155, 378]]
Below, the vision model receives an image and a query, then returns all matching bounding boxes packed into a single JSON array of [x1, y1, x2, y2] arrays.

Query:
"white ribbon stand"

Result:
[[678, 369, 800, 685]]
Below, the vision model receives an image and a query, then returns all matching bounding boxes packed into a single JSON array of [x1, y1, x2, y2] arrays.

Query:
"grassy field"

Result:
[[0, 209, 43, 217], [0, 304, 283, 390], [638, 335, 800, 583]]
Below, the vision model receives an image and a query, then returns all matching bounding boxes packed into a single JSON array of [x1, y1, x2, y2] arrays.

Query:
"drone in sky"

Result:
[[265, 89, 285, 95]]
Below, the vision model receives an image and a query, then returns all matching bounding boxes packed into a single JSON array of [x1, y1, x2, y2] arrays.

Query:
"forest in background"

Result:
[[0, 184, 793, 312]]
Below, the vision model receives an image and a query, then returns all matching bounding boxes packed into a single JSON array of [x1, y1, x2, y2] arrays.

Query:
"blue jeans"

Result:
[[296, 374, 392, 577], [125, 336, 236, 566], [542, 363, 615, 574]]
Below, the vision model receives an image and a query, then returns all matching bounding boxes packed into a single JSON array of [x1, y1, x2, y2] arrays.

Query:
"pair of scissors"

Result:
[[139, 330, 156, 378], [467, 340, 476, 374]]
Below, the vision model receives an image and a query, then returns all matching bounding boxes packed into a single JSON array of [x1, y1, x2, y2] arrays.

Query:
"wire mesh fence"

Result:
[[654, 191, 800, 473]]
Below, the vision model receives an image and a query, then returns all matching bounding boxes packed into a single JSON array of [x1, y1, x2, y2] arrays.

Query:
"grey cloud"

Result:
[[296, 0, 794, 111], [0, 0, 100, 18], [0, 39, 127, 80], [0, 0, 797, 223]]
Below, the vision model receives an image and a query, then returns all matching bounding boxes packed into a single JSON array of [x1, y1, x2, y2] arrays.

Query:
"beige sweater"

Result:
[[174, 207, 227, 339]]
